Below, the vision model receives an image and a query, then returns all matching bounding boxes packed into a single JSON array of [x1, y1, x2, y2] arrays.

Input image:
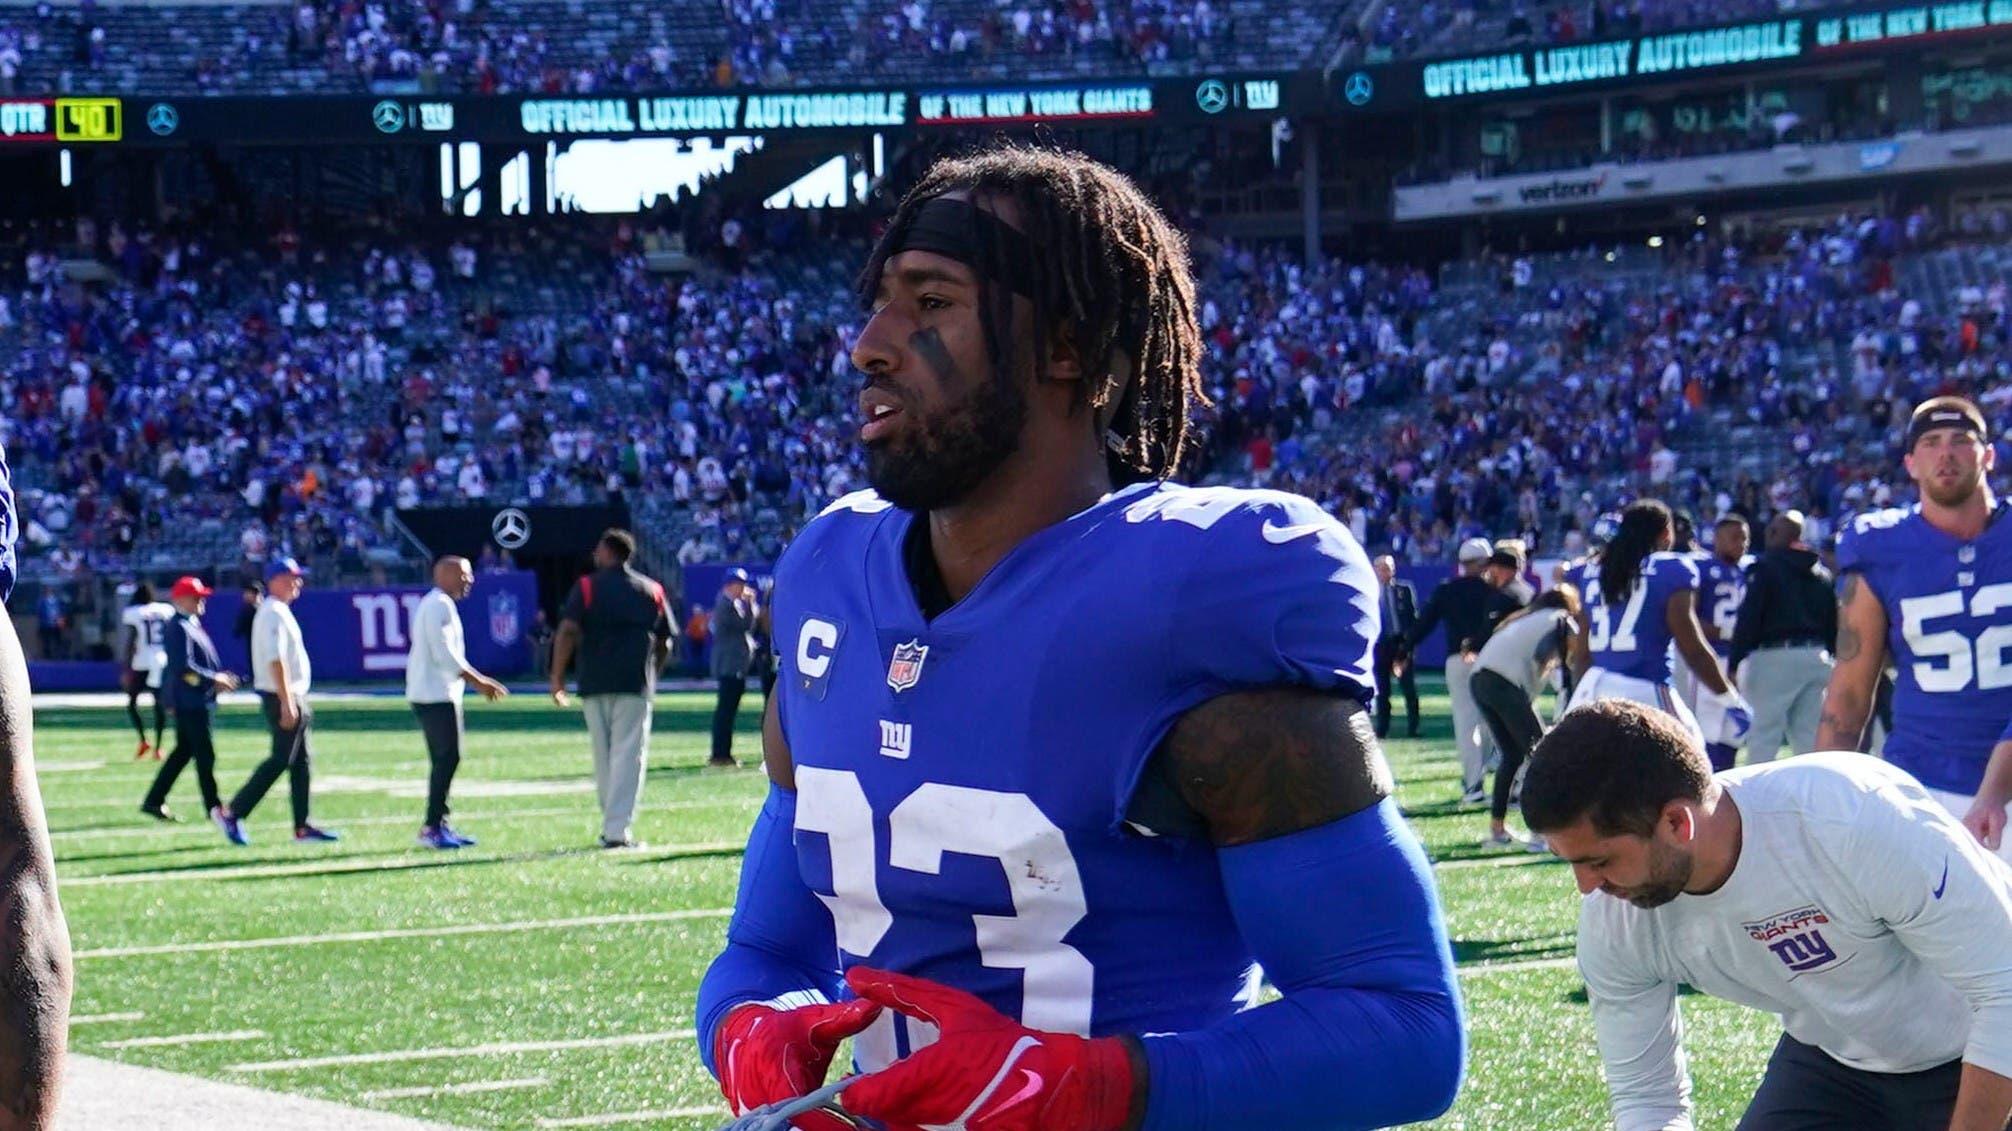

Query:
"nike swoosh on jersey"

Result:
[[1933, 858, 1949, 900], [1260, 520, 1329, 545]]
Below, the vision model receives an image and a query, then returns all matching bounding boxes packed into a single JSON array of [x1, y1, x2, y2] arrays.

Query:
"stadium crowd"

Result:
[[8, 194, 2012, 659]]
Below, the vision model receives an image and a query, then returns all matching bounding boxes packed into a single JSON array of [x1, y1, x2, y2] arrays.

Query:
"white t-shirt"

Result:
[[251, 599, 312, 698], [121, 602, 175, 677], [405, 589, 468, 704], [1577, 753, 2012, 1131]]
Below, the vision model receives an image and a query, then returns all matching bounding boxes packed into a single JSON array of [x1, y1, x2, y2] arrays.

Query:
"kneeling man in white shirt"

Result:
[[1521, 699, 2012, 1131]]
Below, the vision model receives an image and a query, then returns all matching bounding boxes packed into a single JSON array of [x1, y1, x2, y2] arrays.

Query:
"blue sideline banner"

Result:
[[199, 570, 537, 682]]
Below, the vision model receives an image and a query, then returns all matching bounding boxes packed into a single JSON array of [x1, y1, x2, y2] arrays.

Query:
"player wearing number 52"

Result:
[[695, 148, 1463, 1131], [1818, 396, 2012, 862]]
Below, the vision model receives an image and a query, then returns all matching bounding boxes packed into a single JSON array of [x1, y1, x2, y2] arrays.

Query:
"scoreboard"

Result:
[[0, 97, 123, 143]]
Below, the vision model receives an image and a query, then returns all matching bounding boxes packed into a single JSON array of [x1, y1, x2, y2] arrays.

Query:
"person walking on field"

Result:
[[406, 555, 509, 850], [214, 558, 337, 846], [139, 577, 238, 825], [549, 529, 673, 849]]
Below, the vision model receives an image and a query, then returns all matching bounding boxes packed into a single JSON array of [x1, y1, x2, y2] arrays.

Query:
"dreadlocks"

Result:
[[857, 144, 1209, 484], [1600, 500, 1673, 602]]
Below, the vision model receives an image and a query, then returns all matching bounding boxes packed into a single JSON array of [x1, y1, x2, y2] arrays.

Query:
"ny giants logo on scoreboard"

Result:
[[351, 592, 426, 672]]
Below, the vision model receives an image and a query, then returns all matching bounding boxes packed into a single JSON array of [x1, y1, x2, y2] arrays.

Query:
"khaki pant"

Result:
[[1445, 654, 1491, 793], [585, 694, 652, 841], [1737, 646, 1832, 763]]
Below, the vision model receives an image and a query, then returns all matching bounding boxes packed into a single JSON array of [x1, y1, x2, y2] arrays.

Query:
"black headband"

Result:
[[890, 196, 1041, 297], [1907, 408, 1986, 451]]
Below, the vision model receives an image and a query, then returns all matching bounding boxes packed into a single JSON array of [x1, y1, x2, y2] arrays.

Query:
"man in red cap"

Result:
[[139, 576, 238, 823]]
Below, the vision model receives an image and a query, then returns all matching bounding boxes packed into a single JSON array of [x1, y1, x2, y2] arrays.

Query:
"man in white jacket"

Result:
[[1522, 699, 2012, 1131], [405, 556, 509, 849]]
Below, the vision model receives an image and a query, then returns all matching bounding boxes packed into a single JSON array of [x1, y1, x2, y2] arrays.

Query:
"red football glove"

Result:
[[714, 997, 882, 1131], [840, 967, 1136, 1131]]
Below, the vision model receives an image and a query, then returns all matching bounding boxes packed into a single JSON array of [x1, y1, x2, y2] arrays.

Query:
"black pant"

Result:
[[231, 693, 312, 828], [711, 675, 746, 763], [1471, 668, 1544, 822], [127, 680, 164, 744], [1738, 1033, 1962, 1130], [143, 706, 221, 813], [1373, 637, 1419, 737], [412, 701, 462, 827]]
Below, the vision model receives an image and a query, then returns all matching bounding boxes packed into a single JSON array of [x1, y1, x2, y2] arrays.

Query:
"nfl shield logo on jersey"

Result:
[[886, 639, 929, 692]]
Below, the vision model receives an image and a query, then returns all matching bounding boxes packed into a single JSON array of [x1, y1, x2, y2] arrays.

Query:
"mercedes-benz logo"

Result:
[[372, 100, 407, 134], [1195, 79, 1230, 114], [1344, 71, 1375, 107], [146, 102, 179, 136], [491, 507, 532, 550]]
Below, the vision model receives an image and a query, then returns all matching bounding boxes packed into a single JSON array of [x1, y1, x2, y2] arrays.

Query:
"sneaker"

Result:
[[151, 744, 164, 761], [705, 757, 739, 769], [212, 807, 249, 847], [599, 836, 641, 850], [1481, 829, 1549, 853], [140, 804, 180, 823], [438, 823, 477, 848], [134, 741, 151, 761], [294, 825, 340, 844], [1460, 787, 1488, 806], [417, 825, 464, 850]]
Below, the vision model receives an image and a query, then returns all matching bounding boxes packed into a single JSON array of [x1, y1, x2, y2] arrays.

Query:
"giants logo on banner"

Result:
[[351, 592, 427, 671]]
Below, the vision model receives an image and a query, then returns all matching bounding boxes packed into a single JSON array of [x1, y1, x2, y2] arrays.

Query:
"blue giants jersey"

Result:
[[1696, 553, 1751, 659], [772, 482, 1379, 1070], [1836, 502, 2012, 794], [1580, 552, 1699, 683]]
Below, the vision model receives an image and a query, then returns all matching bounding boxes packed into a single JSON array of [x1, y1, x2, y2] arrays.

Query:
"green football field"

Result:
[[35, 681, 1778, 1129]]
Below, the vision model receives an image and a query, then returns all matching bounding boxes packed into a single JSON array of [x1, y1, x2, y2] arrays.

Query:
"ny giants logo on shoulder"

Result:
[[1744, 904, 1840, 974]]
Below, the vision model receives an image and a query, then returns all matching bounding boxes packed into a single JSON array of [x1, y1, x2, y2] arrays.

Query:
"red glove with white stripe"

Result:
[[714, 997, 882, 1131], [839, 967, 1137, 1131]]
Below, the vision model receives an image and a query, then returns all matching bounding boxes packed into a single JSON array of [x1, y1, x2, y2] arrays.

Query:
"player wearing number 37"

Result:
[[1817, 396, 2012, 863], [694, 146, 1464, 1131]]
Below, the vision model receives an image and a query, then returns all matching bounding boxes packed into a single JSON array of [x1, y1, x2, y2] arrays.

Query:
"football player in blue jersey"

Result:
[[695, 146, 1463, 1131], [1818, 396, 2012, 862], [1566, 500, 1750, 748], [1688, 514, 1752, 770]]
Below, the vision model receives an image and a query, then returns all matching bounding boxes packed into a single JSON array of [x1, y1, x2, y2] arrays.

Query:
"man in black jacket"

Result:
[[1729, 510, 1837, 761], [139, 577, 239, 824], [1372, 555, 1420, 739], [1405, 538, 1525, 802]]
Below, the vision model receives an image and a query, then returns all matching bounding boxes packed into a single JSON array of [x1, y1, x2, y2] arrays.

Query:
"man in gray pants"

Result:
[[551, 530, 673, 848], [708, 568, 758, 768], [1729, 510, 1838, 762]]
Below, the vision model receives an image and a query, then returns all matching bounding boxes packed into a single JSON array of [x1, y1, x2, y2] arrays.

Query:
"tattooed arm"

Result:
[[0, 612, 70, 1130], [1128, 690, 1463, 1130], [1814, 572, 1886, 753]]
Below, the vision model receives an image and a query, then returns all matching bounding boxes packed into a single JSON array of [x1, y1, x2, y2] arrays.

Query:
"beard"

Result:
[[865, 368, 1027, 512], [1616, 837, 1695, 909], [1921, 467, 1984, 509]]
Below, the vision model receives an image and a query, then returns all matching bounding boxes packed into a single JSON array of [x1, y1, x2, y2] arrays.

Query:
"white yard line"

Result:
[[57, 1055, 467, 1130], [99, 1030, 267, 1049], [230, 1029, 699, 1073], [1458, 955, 1578, 976], [69, 1012, 146, 1025], [76, 909, 734, 958], [358, 1077, 549, 1101], [536, 1108, 725, 1128], [50, 797, 748, 843], [63, 841, 747, 887], [1432, 852, 1558, 871]]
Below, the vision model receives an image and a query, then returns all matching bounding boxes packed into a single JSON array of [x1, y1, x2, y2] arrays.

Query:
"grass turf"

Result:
[[37, 680, 1777, 1129]]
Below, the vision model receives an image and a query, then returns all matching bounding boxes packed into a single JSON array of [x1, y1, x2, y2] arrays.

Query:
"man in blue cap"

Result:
[[709, 567, 759, 767], [215, 558, 337, 845]]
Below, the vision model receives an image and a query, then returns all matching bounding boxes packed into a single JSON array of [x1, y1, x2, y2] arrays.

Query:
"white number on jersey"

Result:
[[793, 769, 1095, 1036], [1899, 583, 2012, 693], [1584, 577, 1649, 654], [1711, 581, 1743, 640]]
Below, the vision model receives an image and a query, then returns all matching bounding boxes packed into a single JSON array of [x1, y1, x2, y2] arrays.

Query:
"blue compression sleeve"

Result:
[[1141, 798, 1465, 1131], [695, 784, 845, 1076]]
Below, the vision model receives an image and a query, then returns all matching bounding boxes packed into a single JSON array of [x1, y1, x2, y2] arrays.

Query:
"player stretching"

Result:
[[1819, 396, 2012, 861], [1568, 500, 1750, 750], [695, 146, 1463, 1131]]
